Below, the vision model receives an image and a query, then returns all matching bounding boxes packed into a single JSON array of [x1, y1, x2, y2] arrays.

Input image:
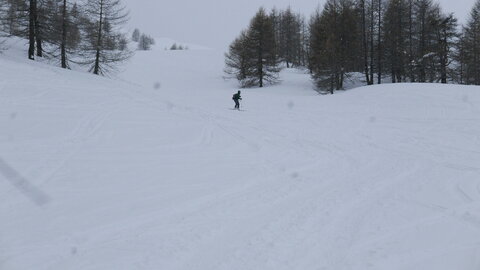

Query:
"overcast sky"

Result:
[[122, 0, 476, 50]]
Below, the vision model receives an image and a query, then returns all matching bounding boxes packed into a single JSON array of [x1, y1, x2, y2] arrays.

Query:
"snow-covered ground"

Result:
[[1, 38, 480, 270]]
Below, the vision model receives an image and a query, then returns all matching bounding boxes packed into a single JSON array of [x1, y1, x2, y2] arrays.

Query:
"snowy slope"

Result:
[[1, 39, 480, 270]]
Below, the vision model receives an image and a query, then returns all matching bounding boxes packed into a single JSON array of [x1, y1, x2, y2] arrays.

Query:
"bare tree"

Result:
[[81, 0, 131, 75]]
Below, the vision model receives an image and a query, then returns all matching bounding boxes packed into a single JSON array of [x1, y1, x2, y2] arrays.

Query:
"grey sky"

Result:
[[123, 0, 476, 50]]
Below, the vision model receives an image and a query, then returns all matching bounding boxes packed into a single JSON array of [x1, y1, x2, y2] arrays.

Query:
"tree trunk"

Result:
[[419, 9, 426, 82], [28, 0, 36, 60], [361, 0, 372, 85], [258, 35, 264, 87], [339, 68, 344, 89], [474, 29, 479, 84], [391, 66, 396, 83], [35, 8, 42, 57], [377, 0, 382, 84], [459, 38, 464, 84], [369, 0, 375, 84], [440, 27, 448, 84], [408, 0, 414, 82], [396, 4, 404, 82], [61, 0, 68, 68], [93, 0, 104, 75], [36, 35, 42, 57]]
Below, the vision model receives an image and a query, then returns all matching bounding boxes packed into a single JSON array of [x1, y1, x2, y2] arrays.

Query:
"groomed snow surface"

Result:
[[1, 39, 480, 270]]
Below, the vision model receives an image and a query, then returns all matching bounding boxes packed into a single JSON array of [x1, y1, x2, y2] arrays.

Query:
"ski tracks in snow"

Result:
[[26, 99, 123, 187]]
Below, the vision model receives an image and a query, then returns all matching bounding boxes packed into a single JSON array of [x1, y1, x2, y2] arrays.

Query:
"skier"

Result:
[[232, 90, 242, 110]]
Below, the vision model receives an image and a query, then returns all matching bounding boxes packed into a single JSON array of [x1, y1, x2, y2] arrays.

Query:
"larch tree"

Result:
[[225, 8, 280, 88], [458, 0, 480, 85], [436, 13, 457, 83], [225, 30, 254, 87], [56, 0, 81, 68], [414, 0, 438, 82], [278, 7, 302, 68], [383, 0, 408, 83], [360, 0, 373, 85], [81, 0, 131, 75], [309, 0, 359, 93], [247, 8, 280, 87]]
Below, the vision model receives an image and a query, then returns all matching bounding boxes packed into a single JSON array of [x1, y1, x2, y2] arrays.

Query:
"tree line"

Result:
[[225, 7, 308, 88], [0, 0, 131, 75], [226, 0, 480, 93]]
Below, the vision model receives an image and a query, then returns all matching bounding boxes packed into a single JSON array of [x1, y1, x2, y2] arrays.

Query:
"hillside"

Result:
[[1, 40, 480, 270]]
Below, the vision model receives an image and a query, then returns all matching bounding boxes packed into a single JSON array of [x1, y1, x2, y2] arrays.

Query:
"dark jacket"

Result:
[[232, 93, 242, 101]]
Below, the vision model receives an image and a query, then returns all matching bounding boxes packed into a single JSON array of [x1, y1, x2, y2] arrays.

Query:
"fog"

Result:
[[123, 0, 476, 49]]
